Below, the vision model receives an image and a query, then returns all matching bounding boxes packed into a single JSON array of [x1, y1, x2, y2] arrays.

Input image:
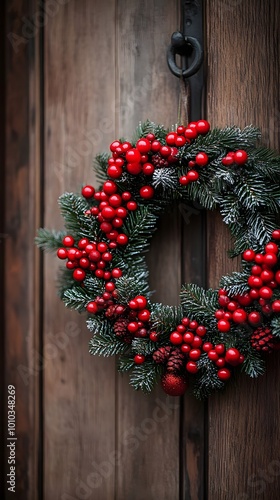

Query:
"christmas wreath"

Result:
[[36, 120, 280, 398]]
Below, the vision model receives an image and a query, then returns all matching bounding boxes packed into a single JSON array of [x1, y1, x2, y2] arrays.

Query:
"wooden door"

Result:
[[3, 1, 280, 499]]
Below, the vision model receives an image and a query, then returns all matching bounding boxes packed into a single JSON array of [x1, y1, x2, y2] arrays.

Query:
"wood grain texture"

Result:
[[115, 1, 183, 499], [206, 1, 280, 498], [43, 2, 117, 499], [4, 1, 41, 498]]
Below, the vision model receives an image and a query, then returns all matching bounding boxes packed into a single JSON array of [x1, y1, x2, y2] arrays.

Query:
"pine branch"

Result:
[[271, 317, 280, 338], [132, 120, 168, 145], [93, 153, 111, 185], [131, 338, 157, 356], [62, 287, 92, 311], [35, 228, 66, 252], [122, 206, 157, 257], [241, 350, 266, 378], [150, 304, 183, 341], [193, 354, 225, 399], [88, 317, 127, 356], [118, 355, 135, 372], [59, 193, 101, 240], [129, 360, 162, 393], [115, 275, 151, 304], [219, 271, 249, 296], [180, 284, 218, 321]]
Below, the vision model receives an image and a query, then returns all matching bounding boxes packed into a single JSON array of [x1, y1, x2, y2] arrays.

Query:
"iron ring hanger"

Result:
[[167, 32, 203, 79]]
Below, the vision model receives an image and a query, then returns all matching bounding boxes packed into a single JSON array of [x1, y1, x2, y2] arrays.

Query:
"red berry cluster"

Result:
[[169, 317, 206, 374], [168, 317, 244, 380], [82, 180, 138, 247], [202, 343, 244, 380], [108, 134, 178, 188], [243, 235, 280, 315], [221, 149, 248, 166], [177, 120, 210, 186], [57, 235, 123, 283], [215, 288, 261, 331]]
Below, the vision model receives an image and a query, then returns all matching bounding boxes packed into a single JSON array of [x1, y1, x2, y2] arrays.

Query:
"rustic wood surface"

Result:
[[4, 1, 41, 499], [206, 1, 280, 499], [3, 0, 280, 499]]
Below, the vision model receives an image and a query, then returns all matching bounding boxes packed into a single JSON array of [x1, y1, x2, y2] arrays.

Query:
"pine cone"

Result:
[[114, 317, 132, 344], [153, 346, 172, 364], [167, 348, 185, 373], [152, 153, 169, 168], [250, 326, 275, 353], [105, 305, 117, 319]]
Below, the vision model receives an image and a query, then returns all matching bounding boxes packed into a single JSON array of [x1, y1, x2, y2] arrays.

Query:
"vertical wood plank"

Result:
[[4, 1, 41, 498], [206, 1, 280, 498], [115, 2, 183, 499], [43, 2, 117, 499]]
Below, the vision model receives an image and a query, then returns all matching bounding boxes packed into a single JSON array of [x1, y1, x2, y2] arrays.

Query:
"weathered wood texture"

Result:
[[4, 1, 41, 499], [206, 1, 280, 499], [43, 1, 117, 499]]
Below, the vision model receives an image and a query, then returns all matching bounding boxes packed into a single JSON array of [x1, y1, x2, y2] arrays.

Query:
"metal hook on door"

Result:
[[167, 0, 204, 121]]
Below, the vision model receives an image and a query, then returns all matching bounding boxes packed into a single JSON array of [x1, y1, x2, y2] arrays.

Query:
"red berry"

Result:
[[142, 163, 155, 175], [272, 300, 280, 313], [218, 295, 230, 307], [189, 320, 198, 330], [265, 242, 278, 254], [179, 175, 189, 186], [259, 286, 273, 300], [146, 133, 155, 142], [255, 253, 264, 264], [73, 268, 86, 281], [189, 349, 201, 361], [140, 186, 154, 199], [217, 368, 231, 381], [57, 248, 68, 259], [260, 270, 274, 282], [86, 301, 98, 313], [183, 332, 194, 344], [225, 348, 241, 366], [102, 206, 116, 220], [216, 358, 226, 368], [166, 132, 177, 146], [248, 275, 263, 288], [128, 299, 138, 309], [217, 319, 231, 332], [105, 281, 115, 292], [275, 270, 280, 285], [184, 127, 198, 139], [176, 126, 185, 135], [100, 222, 112, 233], [249, 288, 259, 299], [175, 136, 186, 147], [135, 295, 147, 309], [110, 140, 121, 152], [116, 234, 129, 245], [111, 268, 122, 278], [191, 336, 203, 348], [202, 342, 213, 352], [263, 253, 278, 267], [127, 162, 142, 175], [215, 344, 225, 355], [122, 191, 132, 201], [160, 145, 171, 157], [271, 229, 280, 240], [89, 250, 101, 262], [181, 317, 190, 327], [108, 194, 122, 207], [151, 140, 161, 152], [237, 293, 252, 306], [222, 155, 235, 166], [79, 258, 90, 268], [82, 185, 95, 198], [195, 152, 209, 166], [181, 344, 191, 354], [186, 361, 198, 374], [103, 180, 117, 195], [196, 325, 207, 337], [196, 120, 210, 134], [127, 201, 138, 211], [137, 309, 150, 322], [208, 350, 219, 361], [126, 148, 141, 163], [116, 207, 128, 218], [187, 170, 199, 182], [234, 150, 248, 164], [149, 331, 158, 342], [248, 311, 262, 326], [107, 165, 123, 179], [242, 249, 255, 261], [176, 324, 186, 334], [78, 238, 90, 249], [251, 265, 262, 276], [128, 322, 139, 333], [134, 354, 145, 364], [136, 138, 151, 153], [170, 331, 183, 345], [232, 308, 247, 323], [63, 235, 75, 247]]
